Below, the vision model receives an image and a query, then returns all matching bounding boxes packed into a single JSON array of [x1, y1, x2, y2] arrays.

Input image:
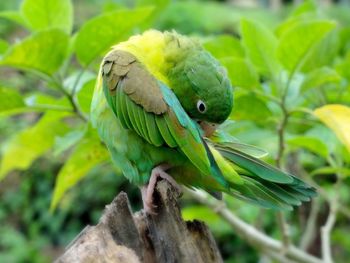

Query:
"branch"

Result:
[[263, 249, 298, 263], [70, 68, 86, 97], [298, 170, 350, 220], [274, 101, 292, 250], [51, 77, 88, 121], [275, 103, 289, 168], [299, 198, 322, 250], [186, 189, 324, 263], [321, 199, 337, 263], [277, 211, 291, 252]]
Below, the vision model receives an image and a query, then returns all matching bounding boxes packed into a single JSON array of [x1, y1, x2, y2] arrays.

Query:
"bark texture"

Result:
[[55, 180, 223, 263]]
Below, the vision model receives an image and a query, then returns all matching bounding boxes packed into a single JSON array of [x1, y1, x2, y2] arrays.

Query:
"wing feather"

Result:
[[155, 116, 177, 147], [117, 83, 133, 129], [129, 96, 146, 138], [136, 104, 152, 144], [113, 84, 128, 128]]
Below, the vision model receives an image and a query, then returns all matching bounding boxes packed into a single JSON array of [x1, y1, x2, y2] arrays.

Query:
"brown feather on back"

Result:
[[102, 50, 168, 115]]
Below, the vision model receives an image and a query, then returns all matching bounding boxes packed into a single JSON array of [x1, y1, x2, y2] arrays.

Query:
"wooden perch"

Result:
[[55, 180, 223, 263]]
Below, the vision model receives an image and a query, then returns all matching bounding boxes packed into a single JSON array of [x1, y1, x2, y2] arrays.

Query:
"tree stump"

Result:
[[55, 180, 223, 263]]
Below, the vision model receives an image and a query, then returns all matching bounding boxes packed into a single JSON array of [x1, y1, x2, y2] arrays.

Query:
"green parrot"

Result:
[[91, 30, 316, 214]]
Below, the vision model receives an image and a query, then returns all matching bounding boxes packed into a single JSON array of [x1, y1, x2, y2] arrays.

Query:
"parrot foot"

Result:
[[141, 164, 181, 215]]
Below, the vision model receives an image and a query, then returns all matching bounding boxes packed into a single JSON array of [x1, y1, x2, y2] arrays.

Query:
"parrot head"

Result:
[[181, 50, 233, 124], [165, 45, 233, 136]]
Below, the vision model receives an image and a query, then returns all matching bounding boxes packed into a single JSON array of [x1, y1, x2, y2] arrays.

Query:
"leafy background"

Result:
[[0, 0, 350, 262]]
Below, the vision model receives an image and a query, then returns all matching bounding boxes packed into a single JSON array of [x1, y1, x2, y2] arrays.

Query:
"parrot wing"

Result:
[[101, 49, 232, 188]]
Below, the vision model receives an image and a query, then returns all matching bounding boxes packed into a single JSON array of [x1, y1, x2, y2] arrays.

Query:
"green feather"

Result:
[[219, 148, 293, 184], [213, 141, 268, 159], [231, 177, 293, 211], [136, 105, 152, 144], [256, 182, 302, 206], [103, 80, 117, 116], [143, 110, 164, 147], [159, 83, 201, 142], [164, 113, 208, 171], [117, 87, 133, 129], [155, 116, 177, 147], [113, 86, 128, 128], [125, 93, 143, 137]]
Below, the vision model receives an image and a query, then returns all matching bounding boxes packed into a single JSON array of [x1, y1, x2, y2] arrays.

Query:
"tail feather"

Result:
[[219, 147, 294, 184], [210, 142, 316, 210], [231, 176, 293, 211]]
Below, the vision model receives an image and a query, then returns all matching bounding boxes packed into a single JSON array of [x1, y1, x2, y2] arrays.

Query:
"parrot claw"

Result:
[[140, 164, 181, 215], [140, 187, 158, 215]]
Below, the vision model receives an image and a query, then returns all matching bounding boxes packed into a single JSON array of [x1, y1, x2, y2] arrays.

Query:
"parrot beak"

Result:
[[198, 121, 219, 137]]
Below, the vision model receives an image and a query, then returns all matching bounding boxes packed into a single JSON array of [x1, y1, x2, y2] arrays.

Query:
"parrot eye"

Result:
[[197, 100, 207, 113]]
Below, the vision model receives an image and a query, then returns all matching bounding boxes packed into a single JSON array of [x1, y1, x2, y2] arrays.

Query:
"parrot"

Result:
[[91, 30, 316, 214]]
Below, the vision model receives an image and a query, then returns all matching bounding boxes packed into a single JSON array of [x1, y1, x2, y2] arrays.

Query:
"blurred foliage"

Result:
[[0, 0, 350, 262]]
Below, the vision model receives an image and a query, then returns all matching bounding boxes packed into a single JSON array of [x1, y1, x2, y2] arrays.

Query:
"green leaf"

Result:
[[25, 93, 70, 107], [306, 124, 339, 154], [0, 29, 69, 76], [311, 167, 350, 177], [24, 93, 72, 113], [102, 3, 127, 13], [53, 129, 86, 156], [203, 35, 245, 59], [240, 18, 280, 77], [277, 20, 336, 74], [335, 51, 350, 82], [301, 67, 340, 92], [287, 136, 328, 158], [301, 30, 340, 72], [275, 15, 314, 37], [291, 0, 317, 17], [136, 0, 169, 8], [0, 39, 9, 55], [230, 94, 271, 122], [50, 132, 109, 211], [0, 86, 25, 116], [0, 91, 71, 117], [136, 0, 169, 22], [74, 7, 154, 66], [339, 27, 350, 54], [77, 79, 95, 113], [220, 57, 259, 89], [21, 0, 73, 33], [0, 112, 69, 180], [63, 70, 95, 94], [64, 71, 96, 113], [0, 11, 29, 28]]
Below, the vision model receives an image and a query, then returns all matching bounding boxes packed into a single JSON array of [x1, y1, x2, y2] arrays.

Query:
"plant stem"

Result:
[[186, 189, 324, 263], [275, 75, 293, 251], [277, 211, 291, 252], [29, 105, 75, 113], [304, 176, 350, 220], [274, 101, 292, 254], [70, 68, 86, 97], [250, 89, 281, 104], [299, 198, 322, 250], [51, 77, 88, 121], [321, 199, 337, 263], [275, 103, 289, 168], [320, 157, 341, 263]]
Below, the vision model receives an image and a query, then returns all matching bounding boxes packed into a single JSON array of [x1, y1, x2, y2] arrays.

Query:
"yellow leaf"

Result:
[[314, 104, 350, 153]]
